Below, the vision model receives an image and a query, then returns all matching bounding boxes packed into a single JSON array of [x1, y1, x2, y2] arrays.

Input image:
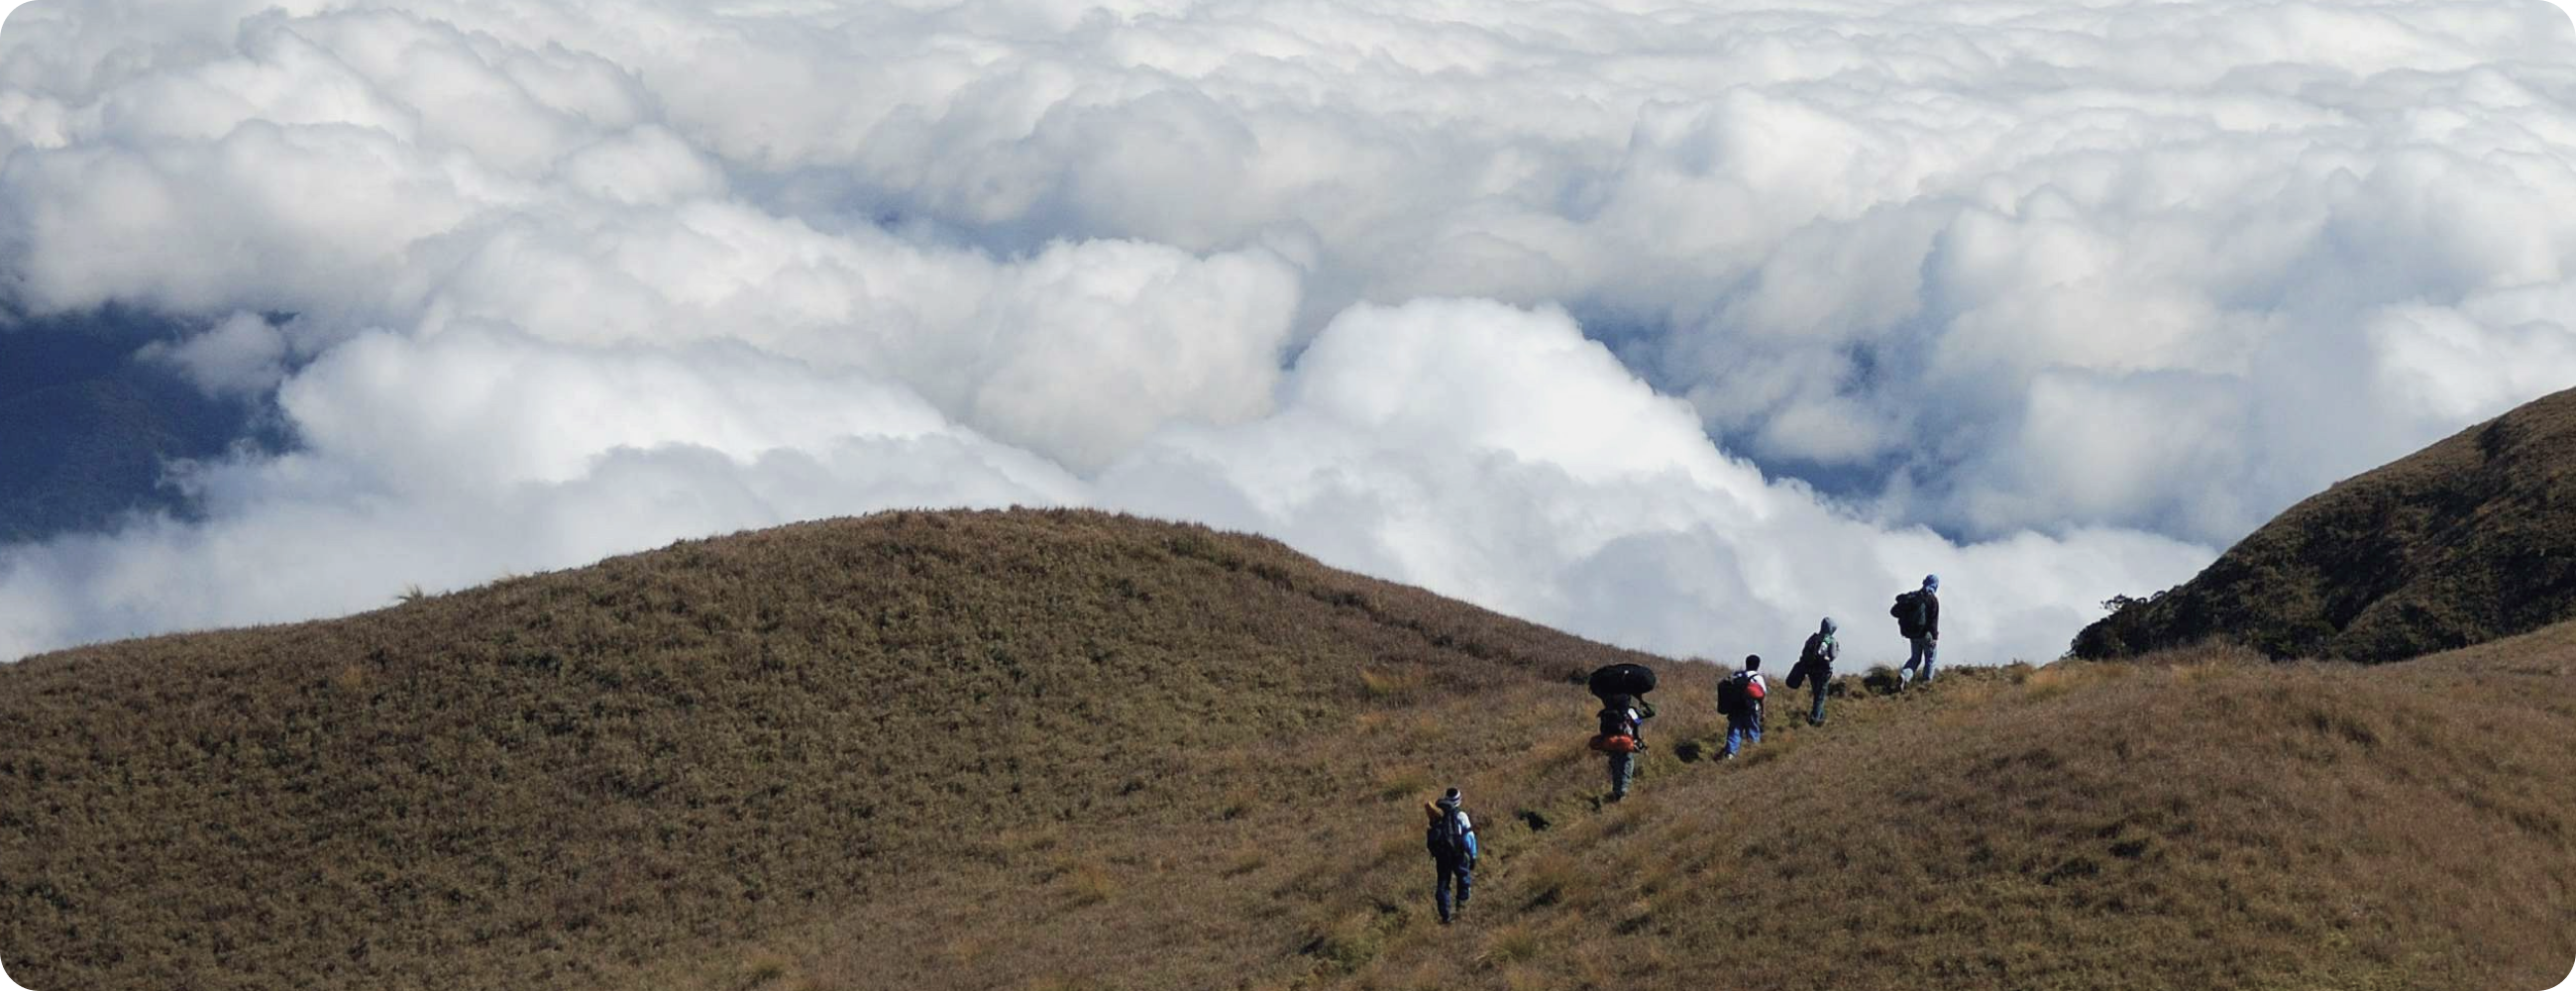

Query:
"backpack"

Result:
[[1588, 732, 1639, 753], [1890, 592, 1924, 638], [1425, 806, 1474, 860], [1720, 671, 1764, 717]]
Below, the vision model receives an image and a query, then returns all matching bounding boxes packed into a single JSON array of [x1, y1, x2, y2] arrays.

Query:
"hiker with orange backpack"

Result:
[[1717, 656, 1768, 760], [1586, 663, 1657, 802], [1593, 695, 1652, 802], [1424, 788, 1478, 924]]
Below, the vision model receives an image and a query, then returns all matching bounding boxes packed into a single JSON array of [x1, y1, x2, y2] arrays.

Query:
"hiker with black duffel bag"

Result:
[[1891, 575, 1941, 688], [1586, 664, 1656, 802], [1786, 617, 1839, 726], [1591, 693, 1650, 802]]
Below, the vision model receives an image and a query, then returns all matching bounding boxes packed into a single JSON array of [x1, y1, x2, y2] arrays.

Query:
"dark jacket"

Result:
[[1801, 631, 1838, 670], [1898, 592, 1941, 639]]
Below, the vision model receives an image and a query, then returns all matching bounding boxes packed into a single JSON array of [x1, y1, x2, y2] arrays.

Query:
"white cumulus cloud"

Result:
[[1, 0, 2572, 665]]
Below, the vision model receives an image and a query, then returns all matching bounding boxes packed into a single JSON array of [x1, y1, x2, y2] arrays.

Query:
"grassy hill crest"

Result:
[[2076, 385, 2576, 662], [0, 508, 2568, 990]]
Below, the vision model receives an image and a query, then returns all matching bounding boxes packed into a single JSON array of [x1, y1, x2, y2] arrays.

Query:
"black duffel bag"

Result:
[[1587, 662, 1657, 701]]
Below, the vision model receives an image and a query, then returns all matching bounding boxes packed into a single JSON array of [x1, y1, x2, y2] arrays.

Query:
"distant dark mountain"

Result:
[[2074, 385, 2576, 662], [0, 308, 265, 542]]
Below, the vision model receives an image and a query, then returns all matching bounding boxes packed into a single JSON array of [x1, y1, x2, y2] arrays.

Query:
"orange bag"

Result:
[[1588, 733, 1639, 753]]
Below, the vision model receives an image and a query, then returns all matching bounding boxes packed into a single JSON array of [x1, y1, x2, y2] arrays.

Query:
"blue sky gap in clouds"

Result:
[[0, 0, 2572, 666]]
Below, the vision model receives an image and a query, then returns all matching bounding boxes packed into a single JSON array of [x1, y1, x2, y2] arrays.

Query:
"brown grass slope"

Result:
[[0, 508, 1658, 990], [1300, 650, 2576, 991], [2075, 385, 2576, 662], [671, 646, 2575, 991], [4, 509, 2571, 991]]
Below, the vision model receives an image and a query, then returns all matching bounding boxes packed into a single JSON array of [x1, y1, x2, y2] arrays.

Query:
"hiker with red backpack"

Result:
[[1717, 656, 1768, 759], [1892, 575, 1941, 687], [1785, 617, 1838, 726], [1423, 788, 1478, 924]]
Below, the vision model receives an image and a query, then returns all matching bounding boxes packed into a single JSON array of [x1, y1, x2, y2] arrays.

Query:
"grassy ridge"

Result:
[[1347, 651, 2575, 990], [2077, 384, 2576, 661], [0, 508, 1656, 990], [1, 509, 2569, 990]]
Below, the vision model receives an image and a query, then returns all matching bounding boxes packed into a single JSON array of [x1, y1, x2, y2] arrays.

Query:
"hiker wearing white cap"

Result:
[[1423, 788, 1478, 924]]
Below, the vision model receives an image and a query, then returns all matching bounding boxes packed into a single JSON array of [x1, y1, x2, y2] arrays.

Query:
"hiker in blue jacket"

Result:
[[1895, 575, 1941, 687], [1424, 788, 1478, 924], [1787, 617, 1839, 726]]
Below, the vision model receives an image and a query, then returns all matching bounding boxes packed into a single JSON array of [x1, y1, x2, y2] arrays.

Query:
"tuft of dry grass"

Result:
[[740, 949, 794, 986], [1060, 863, 1119, 908]]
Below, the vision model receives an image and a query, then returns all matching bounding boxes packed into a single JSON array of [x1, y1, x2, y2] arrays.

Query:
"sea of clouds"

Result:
[[0, 0, 2571, 665]]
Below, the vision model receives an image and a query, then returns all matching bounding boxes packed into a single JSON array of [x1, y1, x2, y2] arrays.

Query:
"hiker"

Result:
[[1718, 656, 1768, 759], [1424, 788, 1478, 924], [1786, 617, 1838, 726], [1595, 695, 1651, 801], [1893, 575, 1942, 686]]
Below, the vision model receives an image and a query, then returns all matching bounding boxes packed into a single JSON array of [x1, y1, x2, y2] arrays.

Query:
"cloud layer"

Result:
[[1, 0, 2572, 665]]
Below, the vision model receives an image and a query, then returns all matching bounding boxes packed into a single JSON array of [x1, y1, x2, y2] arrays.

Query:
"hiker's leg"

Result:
[[1723, 718, 1742, 756], [1453, 860, 1473, 909], [1435, 855, 1454, 922], [1809, 681, 1827, 725], [1923, 639, 1937, 681]]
